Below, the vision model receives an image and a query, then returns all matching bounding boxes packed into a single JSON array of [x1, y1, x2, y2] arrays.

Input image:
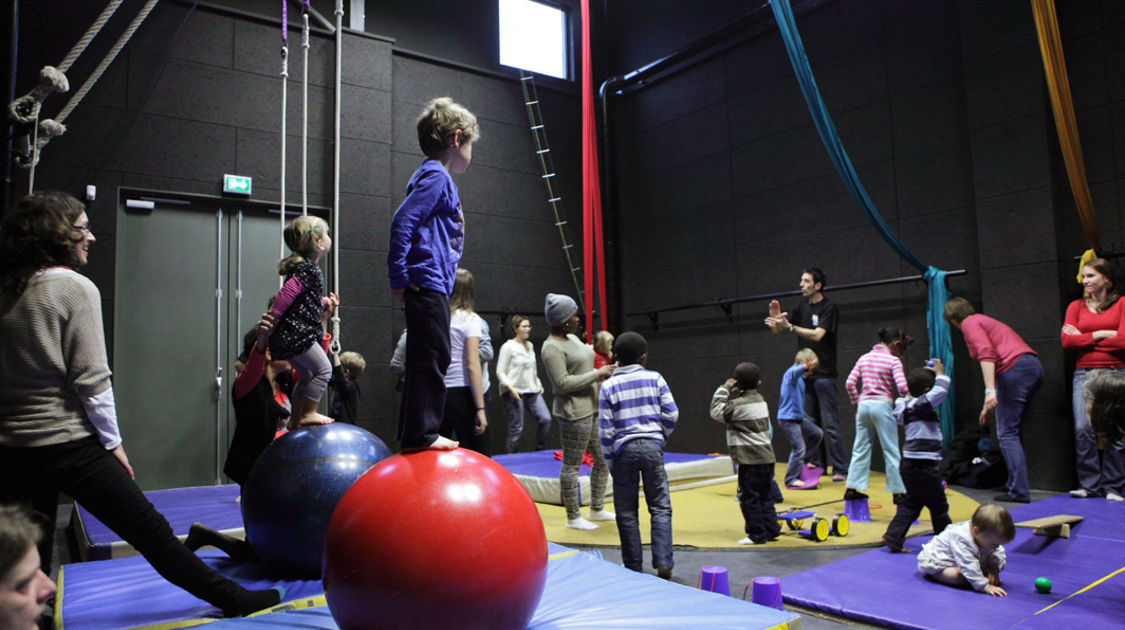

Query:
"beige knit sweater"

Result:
[[0, 268, 111, 447], [540, 334, 600, 420]]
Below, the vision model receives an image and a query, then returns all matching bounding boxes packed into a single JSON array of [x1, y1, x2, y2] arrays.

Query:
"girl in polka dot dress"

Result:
[[267, 215, 337, 428]]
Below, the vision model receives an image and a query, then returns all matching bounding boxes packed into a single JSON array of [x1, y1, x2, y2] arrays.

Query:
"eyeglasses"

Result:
[[73, 224, 92, 234]]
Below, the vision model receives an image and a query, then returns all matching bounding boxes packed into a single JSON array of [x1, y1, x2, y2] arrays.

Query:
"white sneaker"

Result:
[[1069, 489, 1092, 498], [566, 517, 598, 530], [1107, 491, 1124, 502], [587, 509, 616, 522], [738, 536, 764, 545]]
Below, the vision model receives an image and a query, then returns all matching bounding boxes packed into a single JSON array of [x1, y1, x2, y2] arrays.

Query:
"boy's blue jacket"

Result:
[[387, 159, 464, 295]]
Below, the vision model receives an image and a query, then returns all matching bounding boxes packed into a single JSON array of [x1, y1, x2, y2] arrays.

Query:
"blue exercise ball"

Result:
[[241, 423, 391, 578]]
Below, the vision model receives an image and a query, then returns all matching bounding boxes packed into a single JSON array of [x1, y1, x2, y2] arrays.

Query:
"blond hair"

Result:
[[594, 330, 614, 354], [278, 215, 329, 275], [794, 348, 818, 365], [449, 268, 475, 313], [417, 97, 479, 159], [339, 351, 366, 379]]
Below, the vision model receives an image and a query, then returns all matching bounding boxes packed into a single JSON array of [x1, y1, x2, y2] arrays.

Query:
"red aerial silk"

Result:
[[580, 0, 607, 342]]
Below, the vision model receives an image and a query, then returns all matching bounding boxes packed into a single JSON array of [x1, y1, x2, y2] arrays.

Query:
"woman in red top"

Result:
[[1060, 258, 1125, 501], [945, 297, 1042, 503]]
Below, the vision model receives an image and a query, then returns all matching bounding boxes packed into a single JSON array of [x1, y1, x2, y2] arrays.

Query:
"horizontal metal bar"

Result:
[[626, 269, 968, 318]]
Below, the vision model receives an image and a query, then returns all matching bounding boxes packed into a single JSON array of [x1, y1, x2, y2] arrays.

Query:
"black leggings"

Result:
[[0, 437, 253, 613], [440, 386, 489, 455]]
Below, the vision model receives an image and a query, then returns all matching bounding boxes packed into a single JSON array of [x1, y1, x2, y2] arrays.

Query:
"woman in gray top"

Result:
[[540, 293, 615, 529], [0, 192, 280, 617]]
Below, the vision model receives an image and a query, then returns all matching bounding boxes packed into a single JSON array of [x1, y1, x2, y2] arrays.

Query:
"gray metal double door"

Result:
[[114, 194, 317, 490]]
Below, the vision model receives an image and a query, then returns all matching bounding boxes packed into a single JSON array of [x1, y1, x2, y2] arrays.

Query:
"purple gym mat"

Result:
[[782, 494, 1125, 629], [71, 484, 243, 560]]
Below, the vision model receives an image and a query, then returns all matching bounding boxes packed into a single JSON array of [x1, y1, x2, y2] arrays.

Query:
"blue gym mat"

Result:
[[55, 548, 323, 630], [70, 484, 243, 561], [782, 494, 1125, 629], [56, 543, 799, 630]]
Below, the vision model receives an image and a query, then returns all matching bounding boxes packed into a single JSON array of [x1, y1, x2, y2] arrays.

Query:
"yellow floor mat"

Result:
[[538, 463, 979, 549]]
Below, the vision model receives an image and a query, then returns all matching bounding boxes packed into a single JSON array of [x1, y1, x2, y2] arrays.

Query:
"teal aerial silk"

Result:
[[770, 0, 956, 446]]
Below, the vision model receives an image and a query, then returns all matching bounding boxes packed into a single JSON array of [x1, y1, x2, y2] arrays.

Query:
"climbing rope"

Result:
[[330, 0, 343, 354], [7, 0, 123, 126], [19, 0, 159, 192]]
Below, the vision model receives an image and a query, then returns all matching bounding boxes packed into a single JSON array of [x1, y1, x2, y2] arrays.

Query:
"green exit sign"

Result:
[[223, 174, 252, 195]]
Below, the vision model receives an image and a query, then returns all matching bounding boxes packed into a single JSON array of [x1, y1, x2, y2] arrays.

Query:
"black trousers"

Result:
[[397, 287, 451, 448], [738, 463, 781, 543], [884, 458, 952, 548], [0, 437, 248, 612], [440, 386, 489, 455]]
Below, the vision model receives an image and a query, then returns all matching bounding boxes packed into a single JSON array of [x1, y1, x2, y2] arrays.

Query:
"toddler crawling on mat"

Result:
[[916, 503, 1014, 596]]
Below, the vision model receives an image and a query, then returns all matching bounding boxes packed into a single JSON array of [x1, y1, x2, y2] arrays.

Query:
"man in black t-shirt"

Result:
[[765, 267, 849, 480]]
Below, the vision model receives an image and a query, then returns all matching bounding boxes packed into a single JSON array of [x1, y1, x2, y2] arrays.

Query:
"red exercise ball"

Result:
[[323, 448, 548, 630]]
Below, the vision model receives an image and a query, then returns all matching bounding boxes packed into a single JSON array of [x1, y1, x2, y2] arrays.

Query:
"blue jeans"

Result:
[[846, 399, 905, 493], [779, 417, 823, 485], [806, 377, 849, 475], [611, 438, 673, 572], [1071, 368, 1125, 495], [504, 391, 552, 453], [996, 354, 1043, 501]]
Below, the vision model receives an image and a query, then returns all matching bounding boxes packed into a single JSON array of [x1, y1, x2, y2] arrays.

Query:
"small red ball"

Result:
[[323, 448, 548, 630]]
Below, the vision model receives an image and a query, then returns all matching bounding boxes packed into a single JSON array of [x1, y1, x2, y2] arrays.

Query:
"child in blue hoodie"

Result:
[[778, 348, 823, 488], [387, 97, 479, 451]]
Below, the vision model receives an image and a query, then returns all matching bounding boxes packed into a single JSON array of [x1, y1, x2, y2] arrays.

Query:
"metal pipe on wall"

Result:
[[596, 0, 835, 327], [3, 0, 19, 212]]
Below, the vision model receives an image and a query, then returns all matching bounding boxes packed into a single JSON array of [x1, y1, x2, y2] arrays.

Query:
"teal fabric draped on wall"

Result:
[[770, 0, 956, 446]]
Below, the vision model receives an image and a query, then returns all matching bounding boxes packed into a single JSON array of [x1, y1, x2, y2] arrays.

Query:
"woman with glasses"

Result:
[[0, 191, 282, 617]]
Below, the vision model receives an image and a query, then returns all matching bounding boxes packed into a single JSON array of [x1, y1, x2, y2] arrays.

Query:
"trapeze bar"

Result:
[[626, 269, 968, 320]]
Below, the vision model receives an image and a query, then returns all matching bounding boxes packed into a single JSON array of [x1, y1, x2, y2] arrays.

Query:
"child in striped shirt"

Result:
[[598, 332, 678, 578], [883, 359, 953, 552], [711, 362, 781, 545], [843, 327, 910, 503]]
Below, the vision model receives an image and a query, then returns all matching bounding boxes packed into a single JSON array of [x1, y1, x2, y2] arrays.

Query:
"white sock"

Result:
[[566, 517, 598, 530], [588, 509, 616, 521]]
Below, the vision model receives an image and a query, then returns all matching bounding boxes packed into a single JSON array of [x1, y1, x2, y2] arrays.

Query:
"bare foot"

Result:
[[788, 480, 807, 488], [294, 412, 334, 427], [402, 435, 459, 452], [426, 435, 459, 450]]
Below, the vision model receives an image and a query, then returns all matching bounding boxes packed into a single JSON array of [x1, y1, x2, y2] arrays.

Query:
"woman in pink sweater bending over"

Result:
[[945, 297, 1042, 503]]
